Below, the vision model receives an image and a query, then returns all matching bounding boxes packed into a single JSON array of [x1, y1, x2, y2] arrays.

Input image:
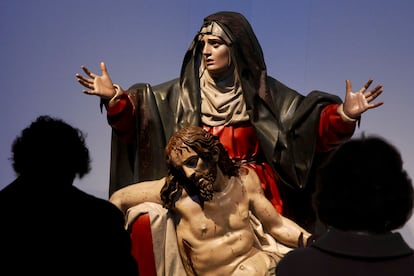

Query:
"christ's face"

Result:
[[171, 144, 217, 201]]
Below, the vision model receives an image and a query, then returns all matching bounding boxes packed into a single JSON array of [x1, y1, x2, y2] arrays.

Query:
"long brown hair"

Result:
[[160, 126, 239, 209]]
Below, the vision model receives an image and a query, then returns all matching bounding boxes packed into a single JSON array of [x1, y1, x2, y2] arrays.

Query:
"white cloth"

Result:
[[126, 202, 186, 276], [200, 68, 249, 126]]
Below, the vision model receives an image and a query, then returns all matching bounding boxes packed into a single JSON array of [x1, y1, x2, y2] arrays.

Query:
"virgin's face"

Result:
[[200, 34, 231, 79]]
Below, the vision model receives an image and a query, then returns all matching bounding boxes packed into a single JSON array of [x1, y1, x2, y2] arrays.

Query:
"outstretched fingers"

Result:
[[75, 64, 101, 94], [361, 79, 374, 92], [368, 101, 384, 110], [345, 79, 352, 94], [343, 79, 385, 118], [100, 62, 108, 75], [81, 65, 96, 78], [75, 73, 93, 90], [366, 84, 383, 102], [363, 81, 384, 110]]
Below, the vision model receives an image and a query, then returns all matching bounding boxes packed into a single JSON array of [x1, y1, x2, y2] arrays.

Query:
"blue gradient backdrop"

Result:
[[2, 0, 413, 245]]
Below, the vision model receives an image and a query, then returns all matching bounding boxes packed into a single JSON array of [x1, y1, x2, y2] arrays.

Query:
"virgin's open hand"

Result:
[[75, 62, 116, 99]]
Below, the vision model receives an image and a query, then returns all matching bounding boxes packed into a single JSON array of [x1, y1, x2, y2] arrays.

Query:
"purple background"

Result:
[[2, 0, 413, 245]]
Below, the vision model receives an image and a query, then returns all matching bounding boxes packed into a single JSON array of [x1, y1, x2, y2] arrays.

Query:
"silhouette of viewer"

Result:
[[276, 135, 414, 276], [0, 115, 138, 275]]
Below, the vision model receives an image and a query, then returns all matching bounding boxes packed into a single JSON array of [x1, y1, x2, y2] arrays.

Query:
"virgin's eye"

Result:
[[184, 156, 199, 168], [210, 40, 224, 48]]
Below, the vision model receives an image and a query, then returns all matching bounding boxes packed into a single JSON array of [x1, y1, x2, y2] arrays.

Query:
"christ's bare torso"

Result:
[[174, 174, 276, 276]]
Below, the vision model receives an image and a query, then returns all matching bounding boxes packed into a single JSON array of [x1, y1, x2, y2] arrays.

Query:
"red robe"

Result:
[[108, 95, 355, 215]]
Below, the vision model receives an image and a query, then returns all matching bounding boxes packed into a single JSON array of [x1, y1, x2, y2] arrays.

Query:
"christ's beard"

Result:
[[197, 177, 214, 201], [195, 166, 217, 202]]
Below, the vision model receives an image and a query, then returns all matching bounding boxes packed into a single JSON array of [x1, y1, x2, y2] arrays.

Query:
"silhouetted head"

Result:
[[314, 135, 413, 233], [11, 115, 91, 184]]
